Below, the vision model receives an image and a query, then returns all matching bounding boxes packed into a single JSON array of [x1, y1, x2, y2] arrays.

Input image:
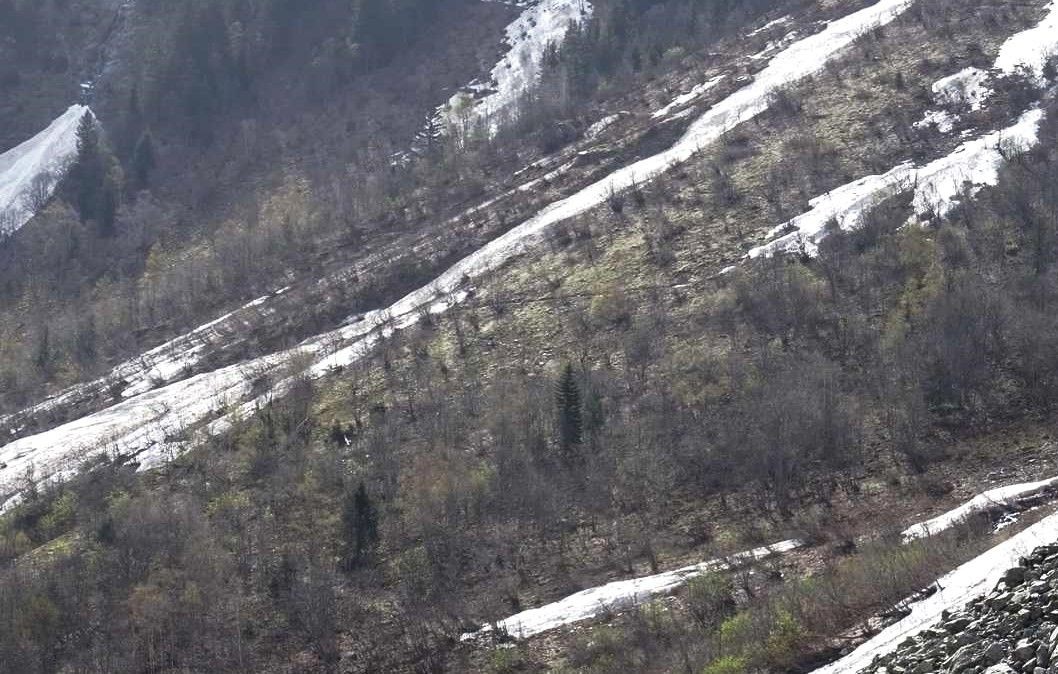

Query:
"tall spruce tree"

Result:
[[132, 131, 156, 189], [341, 482, 379, 571], [68, 112, 122, 235], [71, 112, 104, 221], [556, 363, 584, 458]]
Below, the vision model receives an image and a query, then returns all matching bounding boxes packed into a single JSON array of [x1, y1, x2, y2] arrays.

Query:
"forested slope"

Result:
[[2, 0, 1058, 672]]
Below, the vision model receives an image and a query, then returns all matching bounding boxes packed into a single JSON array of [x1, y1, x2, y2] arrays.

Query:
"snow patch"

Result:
[[902, 475, 1058, 541], [932, 67, 992, 111], [584, 112, 625, 140], [747, 15, 791, 37], [748, 108, 1044, 259], [442, 0, 594, 137], [0, 105, 90, 236], [913, 109, 958, 133], [652, 76, 725, 119], [907, 4, 1057, 167], [462, 539, 803, 641], [910, 107, 1043, 219], [994, 0, 1058, 80]]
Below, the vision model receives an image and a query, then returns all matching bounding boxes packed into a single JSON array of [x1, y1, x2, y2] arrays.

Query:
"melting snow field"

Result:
[[462, 539, 803, 641], [813, 511, 1058, 674], [0, 105, 89, 236], [994, 0, 1058, 79], [902, 476, 1058, 541], [0, 0, 925, 508], [748, 108, 1045, 258], [0, 290, 281, 441], [442, 0, 593, 136], [2, 0, 1053, 515]]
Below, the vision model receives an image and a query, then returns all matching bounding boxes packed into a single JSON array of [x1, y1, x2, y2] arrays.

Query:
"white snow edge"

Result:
[[902, 476, 1058, 542], [461, 538, 803, 641]]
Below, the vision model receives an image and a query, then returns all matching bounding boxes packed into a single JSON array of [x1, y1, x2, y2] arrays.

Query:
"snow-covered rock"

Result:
[[932, 67, 992, 111]]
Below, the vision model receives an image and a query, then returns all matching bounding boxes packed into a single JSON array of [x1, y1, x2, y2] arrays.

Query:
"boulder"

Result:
[[1017, 639, 1041, 661], [1005, 567, 1029, 587]]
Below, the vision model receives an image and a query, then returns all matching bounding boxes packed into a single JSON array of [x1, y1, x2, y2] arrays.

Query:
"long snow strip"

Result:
[[902, 476, 1058, 542], [0, 105, 89, 236], [0, 0, 919, 508], [462, 539, 803, 641], [813, 510, 1058, 674], [461, 474, 1058, 643]]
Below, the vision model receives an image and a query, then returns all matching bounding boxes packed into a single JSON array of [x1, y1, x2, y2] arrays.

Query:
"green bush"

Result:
[[701, 655, 748, 674], [764, 609, 806, 666], [488, 646, 526, 673], [686, 572, 736, 630], [718, 612, 753, 655]]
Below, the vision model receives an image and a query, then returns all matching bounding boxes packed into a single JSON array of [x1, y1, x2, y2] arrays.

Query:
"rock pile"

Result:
[[869, 544, 1058, 674]]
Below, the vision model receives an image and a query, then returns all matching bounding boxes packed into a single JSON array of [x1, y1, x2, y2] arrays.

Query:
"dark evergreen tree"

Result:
[[556, 363, 584, 457], [70, 112, 104, 221], [66, 112, 122, 235], [341, 482, 379, 571], [34, 324, 51, 373], [329, 420, 349, 445], [121, 86, 144, 157], [132, 131, 156, 189], [97, 176, 120, 237]]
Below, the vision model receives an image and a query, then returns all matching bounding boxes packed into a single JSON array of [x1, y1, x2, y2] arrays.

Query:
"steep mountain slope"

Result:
[[3, 0, 1058, 672], [0, 0, 998, 505]]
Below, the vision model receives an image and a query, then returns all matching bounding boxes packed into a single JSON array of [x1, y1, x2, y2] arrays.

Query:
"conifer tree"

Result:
[[341, 482, 379, 571], [121, 86, 144, 156], [556, 363, 583, 457], [132, 131, 156, 189], [67, 112, 122, 235], [71, 112, 104, 221]]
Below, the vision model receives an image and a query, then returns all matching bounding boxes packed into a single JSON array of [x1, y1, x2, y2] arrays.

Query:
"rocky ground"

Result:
[[870, 545, 1058, 674]]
